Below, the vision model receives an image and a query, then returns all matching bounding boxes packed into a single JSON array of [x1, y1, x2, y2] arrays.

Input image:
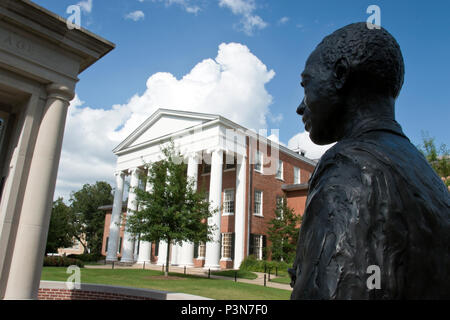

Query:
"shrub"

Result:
[[239, 256, 290, 276], [43, 256, 84, 268], [67, 253, 103, 262]]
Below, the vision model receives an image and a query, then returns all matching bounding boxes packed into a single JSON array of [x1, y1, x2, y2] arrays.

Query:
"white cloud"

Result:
[[287, 131, 335, 161], [54, 43, 275, 200], [152, 0, 201, 14], [125, 10, 145, 21], [278, 16, 289, 25], [219, 0, 268, 35], [77, 0, 93, 13]]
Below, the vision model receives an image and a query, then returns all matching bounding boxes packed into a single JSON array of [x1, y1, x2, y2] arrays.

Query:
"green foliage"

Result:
[[266, 197, 301, 263], [417, 132, 450, 186], [239, 256, 291, 277], [69, 181, 114, 255], [43, 256, 84, 268], [126, 141, 217, 275], [46, 198, 75, 254], [67, 253, 103, 262]]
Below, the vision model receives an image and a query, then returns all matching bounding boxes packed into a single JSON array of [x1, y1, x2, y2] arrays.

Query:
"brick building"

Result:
[[102, 108, 316, 270]]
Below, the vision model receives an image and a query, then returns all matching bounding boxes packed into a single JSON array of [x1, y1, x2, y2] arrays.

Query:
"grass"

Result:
[[41, 267, 291, 300], [270, 276, 291, 285], [211, 269, 258, 280]]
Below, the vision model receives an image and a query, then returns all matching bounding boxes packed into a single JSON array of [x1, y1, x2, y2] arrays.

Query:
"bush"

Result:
[[43, 256, 84, 268], [239, 256, 291, 276], [67, 253, 103, 262]]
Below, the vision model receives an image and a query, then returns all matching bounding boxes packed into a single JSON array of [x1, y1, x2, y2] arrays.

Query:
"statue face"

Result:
[[297, 48, 343, 145]]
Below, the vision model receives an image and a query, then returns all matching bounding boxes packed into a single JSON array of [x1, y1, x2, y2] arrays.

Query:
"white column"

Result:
[[204, 148, 223, 270], [4, 84, 74, 299], [171, 243, 180, 265], [137, 174, 152, 264], [157, 241, 168, 266], [106, 172, 125, 262], [234, 154, 247, 269], [178, 153, 199, 267], [121, 167, 140, 263]]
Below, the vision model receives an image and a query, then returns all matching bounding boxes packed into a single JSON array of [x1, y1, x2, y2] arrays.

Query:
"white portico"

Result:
[[106, 108, 248, 270]]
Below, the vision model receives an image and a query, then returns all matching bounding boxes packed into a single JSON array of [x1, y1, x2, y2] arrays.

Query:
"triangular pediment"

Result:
[[113, 108, 219, 153]]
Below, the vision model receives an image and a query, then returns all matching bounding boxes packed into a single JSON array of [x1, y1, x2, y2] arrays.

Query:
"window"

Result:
[[223, 189, 235, 215], [194, 242, 206, 259], [224, 154, 236, 170], [118, 237, 123, 254], [294, 167, 300, 184], [254, 151, 263, 173], [254, 190, 263, 216], [276, 160, 283, 180], [105, 237, 109, 252], [249, 234, 266, 260], [221, 233, 234, 260], [276, 196, 285, 220], [202, 161, 211, 174], [155, 241, 159, 256]]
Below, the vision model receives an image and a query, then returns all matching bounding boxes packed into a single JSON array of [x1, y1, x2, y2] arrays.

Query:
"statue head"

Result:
[[297, 22, 405, 145]]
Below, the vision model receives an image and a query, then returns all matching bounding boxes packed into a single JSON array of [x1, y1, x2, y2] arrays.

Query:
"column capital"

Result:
[[128, 167, 142, 175], [115, 170, 126, 177], [46, 83, 75, 103]]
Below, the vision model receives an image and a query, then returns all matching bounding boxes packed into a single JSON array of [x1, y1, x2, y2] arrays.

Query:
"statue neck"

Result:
[[339, 95, 396, 140]]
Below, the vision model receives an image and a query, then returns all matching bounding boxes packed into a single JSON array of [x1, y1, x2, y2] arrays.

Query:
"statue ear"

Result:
[[333, 57, 349, 90]]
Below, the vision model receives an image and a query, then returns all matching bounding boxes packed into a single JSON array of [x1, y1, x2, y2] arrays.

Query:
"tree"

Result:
[[267, 197, 302, 263], [69, 181, 114, 256], [125, 142, 216, 276], [45, 198, 75, 255], [417, 132, 450, 187]]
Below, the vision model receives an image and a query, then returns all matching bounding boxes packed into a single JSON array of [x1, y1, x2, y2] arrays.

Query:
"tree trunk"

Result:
[[165, 238, 170, 277]]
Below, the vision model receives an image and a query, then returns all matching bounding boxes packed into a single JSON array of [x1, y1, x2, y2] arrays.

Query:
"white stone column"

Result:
[[204, 148, 223, 270], [234, 154, 247, 269], [137, 174, 152, 264], [178, 153, 199, 267], [157, 241, 168, 266], [171, 243, 180, 265], [3, 84, 74, 299], [106, 171, 125, 262], [121, 167, 140, 263]]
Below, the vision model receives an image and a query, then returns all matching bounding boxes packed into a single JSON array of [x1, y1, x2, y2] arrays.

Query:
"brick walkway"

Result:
[[85, 262, 292, 291]]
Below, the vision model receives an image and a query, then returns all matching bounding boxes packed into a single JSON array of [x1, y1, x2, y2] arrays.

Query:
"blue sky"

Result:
[[32, 0, 450, 199]]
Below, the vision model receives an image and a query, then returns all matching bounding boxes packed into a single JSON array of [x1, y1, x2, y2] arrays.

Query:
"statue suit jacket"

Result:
[[290, 118, 450, 299]]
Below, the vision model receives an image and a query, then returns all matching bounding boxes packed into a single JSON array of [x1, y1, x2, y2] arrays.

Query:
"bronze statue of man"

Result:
[[289, 22, 450, 299]]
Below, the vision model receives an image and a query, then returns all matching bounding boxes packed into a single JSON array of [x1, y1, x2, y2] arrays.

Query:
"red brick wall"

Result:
[[38, 288, 153, 300]]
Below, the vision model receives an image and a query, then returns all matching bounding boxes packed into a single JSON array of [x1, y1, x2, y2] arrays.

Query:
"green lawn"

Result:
[[270, 276, 291, 285], [41, 267, 291, 300], [211, 270, 258, 280]]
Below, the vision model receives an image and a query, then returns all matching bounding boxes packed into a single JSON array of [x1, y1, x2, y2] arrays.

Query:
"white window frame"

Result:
[[294, 166, 301, 184], [254, 150, 263, 173], [254, 190, 263, 217], [254, 235, 264, 260], [276, 160, 284, 180], [223, 189, 235, 216], [220, 232, 233, 261]]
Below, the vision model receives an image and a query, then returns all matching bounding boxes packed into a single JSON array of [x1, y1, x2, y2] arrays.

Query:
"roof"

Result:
[[2, 0, 115, 73], [282, 183, 309, 192], [114, 108, 318, 167]]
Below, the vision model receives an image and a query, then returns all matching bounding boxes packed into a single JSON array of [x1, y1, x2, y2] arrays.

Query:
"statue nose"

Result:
[[297, 99, 306, 115]]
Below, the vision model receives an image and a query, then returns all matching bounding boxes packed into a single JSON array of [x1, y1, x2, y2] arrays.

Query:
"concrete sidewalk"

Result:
[[85, 262, 292, 291]]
